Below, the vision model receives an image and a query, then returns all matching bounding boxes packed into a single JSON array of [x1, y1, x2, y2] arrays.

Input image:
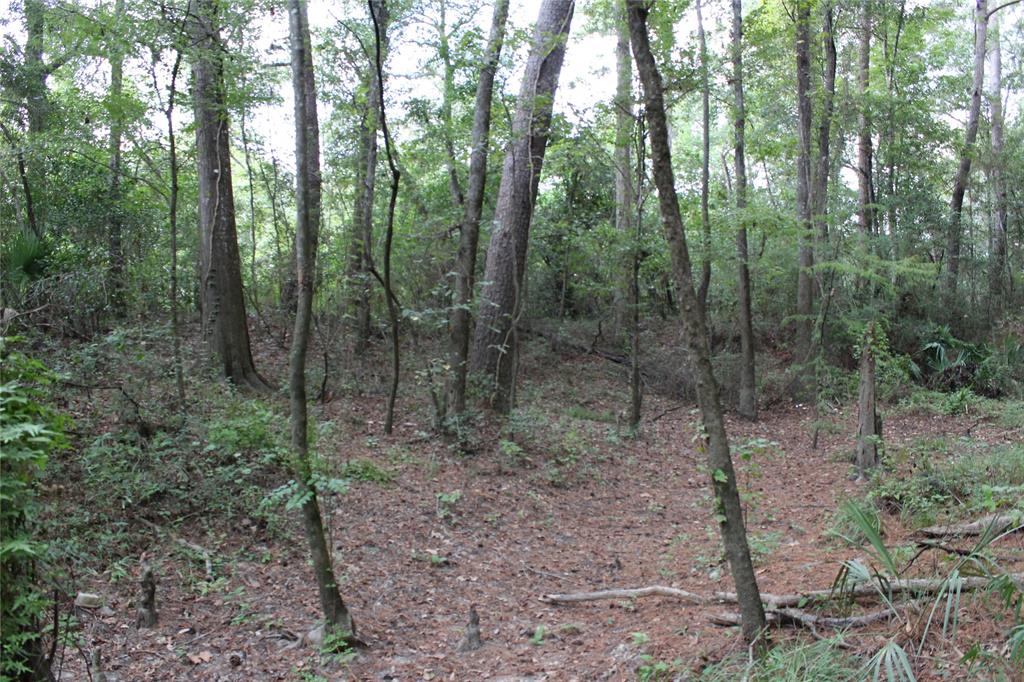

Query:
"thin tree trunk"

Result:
[[239, 110, 261, 313], [191, 0, 269, 391], [629, 115, 645, 431], [695, 0, 712, 315], [23, 0, 49, 233], [857, 0, 874, 236], [626, 0, 767, 646], [367, 0, 403, 435], [438, 0, 464, 209], [469, 0, 575, 414], [945, 0, 987, 292], [731, 0, 756, 421], [612, 0, 634, 341], [165, 49, 185, 406], [106, 0, 126, 316], [794, 0, 815, 389], [446, 0, 510, 419], [289, 0, 355, 636], [988, 19, 1007, 308]]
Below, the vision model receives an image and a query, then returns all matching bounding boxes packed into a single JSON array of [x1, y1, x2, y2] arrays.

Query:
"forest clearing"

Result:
[[2, 0, 1023, 679]]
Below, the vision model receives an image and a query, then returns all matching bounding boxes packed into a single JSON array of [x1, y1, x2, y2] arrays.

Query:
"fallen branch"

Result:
[[711, 605, 898, 631], [918, 513, 1022, 538], [540, 573, 1024, 610]]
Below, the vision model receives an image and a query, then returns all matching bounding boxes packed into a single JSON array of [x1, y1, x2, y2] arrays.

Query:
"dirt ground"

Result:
[[44, 333, 1024, 681]]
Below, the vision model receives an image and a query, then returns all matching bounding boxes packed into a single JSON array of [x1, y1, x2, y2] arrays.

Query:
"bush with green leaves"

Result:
[[1, 338, 67, 680]]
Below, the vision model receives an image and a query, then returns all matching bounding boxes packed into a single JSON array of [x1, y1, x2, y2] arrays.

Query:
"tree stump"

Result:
[[855, 323, 880, 478], [456, 605, 482, 652], [135, 564, 158, 628]]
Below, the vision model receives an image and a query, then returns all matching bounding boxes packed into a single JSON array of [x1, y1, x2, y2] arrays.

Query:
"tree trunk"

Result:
[[106, 0, 126, 316], [191, 0, 268, 391], [288, 0, 355, 636], [856, 323, 879, 478], [794, 0, 815, 387], [469, 0, 575, 413], [446, 0, 510, 419], [945, 0, 987, 292], [695, 0, 712, 316], [23, 0, 49, 233], [731, 0, 757, 421], [347, 16, 386, 355], [626, 0, 767, 646], [857, 0, 874, 236], [164, 49, 185, 406], [812, 0, 836, 243], [612, 0, 634, 339], [988, 19, 1006, 308]]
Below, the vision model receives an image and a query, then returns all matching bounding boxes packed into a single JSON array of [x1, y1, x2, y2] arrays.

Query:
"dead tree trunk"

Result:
[[627, 0, 767, 646], [469, 0, 575, 413], [191, 0, 268, 391], [945, 0, 987, 293], [288, 0, 355, 636], [446, 0, 510, 419], [855, 323, 879, 478], [731, 0, 757, 421]]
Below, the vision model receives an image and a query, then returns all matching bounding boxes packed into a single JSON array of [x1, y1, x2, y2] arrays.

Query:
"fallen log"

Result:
[[918, 513, 1022, 538], [540, 573, 1024, 610], [711, 605, 899, 631]]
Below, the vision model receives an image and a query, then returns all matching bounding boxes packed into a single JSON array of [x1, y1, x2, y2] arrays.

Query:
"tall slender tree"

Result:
[[857, 0, 875, 236], [446, 0, 510, 419], [945, 0, 987, 293], [626, 0, 767, 646], [793, 0, 815, 391], [988, 18, 1007, 307], [695, 0, 712, 315], [731, 0, 757, 421], [288, 0, 355, 636], [191, 0, 268, 390], [106, 0, 127, 315], [469, 0, 575, 413]]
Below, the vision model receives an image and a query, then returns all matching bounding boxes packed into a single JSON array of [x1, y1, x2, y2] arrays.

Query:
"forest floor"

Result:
[[34, 322, 1024, 681]]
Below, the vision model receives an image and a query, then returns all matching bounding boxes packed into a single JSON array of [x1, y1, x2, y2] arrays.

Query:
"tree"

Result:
[[469, 0, 575, 413], [626, 0, 767, 646], [695, 0, 711, 315], [106, 0, 127, 315], [944, 0, 987, 293], [191, 0, 268, 390], [446, 0, 510, 419], [730, 0, 756, 421], [288, 0, 355, 636], [857, 0, 875, 236], [793, 0, 815, 388], [988, 18, 1007, 307]]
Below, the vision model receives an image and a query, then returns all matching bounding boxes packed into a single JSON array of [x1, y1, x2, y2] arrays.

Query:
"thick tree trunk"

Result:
[[945, 0, 987, 292], [288, 0, 354, 636], [446, 0, 510, 419], [988, 20, 1007, 307], [191, 0, 268, 391], [626, 0, 767, 646], [857, 0, 874, 236], [794, 0, 815, 384], [106, 0, 126, 316], [731, 0, 756, 421], [695, 0, 711, 315], [469, 0, 575, 413]]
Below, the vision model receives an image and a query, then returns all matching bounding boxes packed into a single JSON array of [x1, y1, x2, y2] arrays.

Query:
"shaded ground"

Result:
[[39, 329, 1024, 681]]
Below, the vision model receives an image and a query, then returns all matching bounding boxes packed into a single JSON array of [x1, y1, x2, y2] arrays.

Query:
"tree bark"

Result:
[[988, 19, 1007, 307], [163, 47, 186, 406], [469, 0, 575, 414], [626, 0, 767, 646], [22, 0, 50, 233], [288, 0, 355, 636], [794, 0, 815, 388], [857, 0, 874, 236], [731, 0, 756, 421], [446, 0, 510, 419], [695, 0, 711, 315], [812, 2, 836, 246], [945, 0, 987, 292], [612, 0, 634, 339], [191, 0, 268, 390], [106, 0, 127, 316]]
